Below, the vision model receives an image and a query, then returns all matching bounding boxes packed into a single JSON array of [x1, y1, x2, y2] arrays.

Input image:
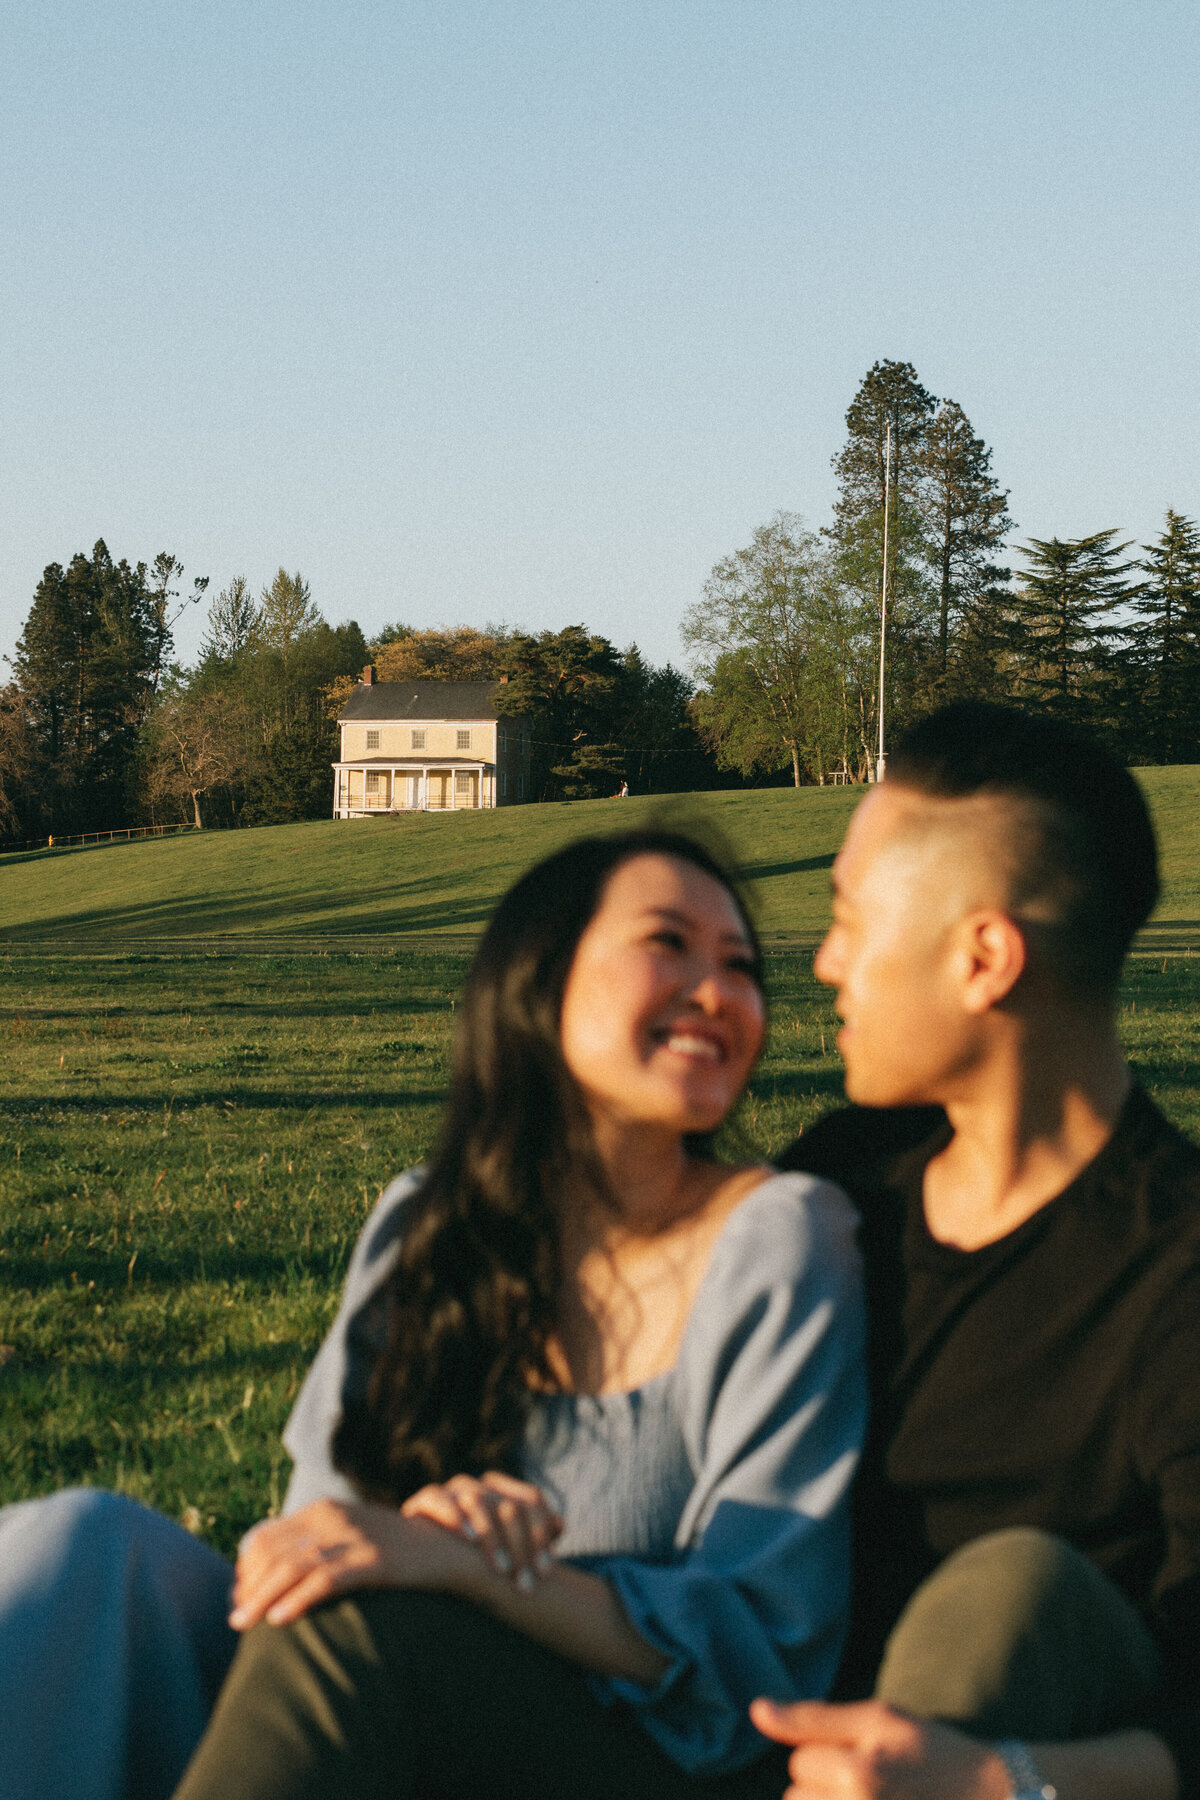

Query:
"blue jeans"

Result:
[[0, 1490, 235, 1800]]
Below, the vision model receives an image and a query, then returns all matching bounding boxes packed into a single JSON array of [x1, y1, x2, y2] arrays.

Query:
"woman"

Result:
[[0, 830, 864, 1800], [174, 829, 865, 1800]]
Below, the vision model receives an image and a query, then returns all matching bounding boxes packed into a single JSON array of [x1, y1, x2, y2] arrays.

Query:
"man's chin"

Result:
[[842, 1064, 933, 1111]]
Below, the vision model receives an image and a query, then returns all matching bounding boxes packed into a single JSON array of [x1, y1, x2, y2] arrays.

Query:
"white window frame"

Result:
[[366, 729, 380, 750], [411, 729, 426, 749], [365, 770, 381, 794], [456, 728, 471, 750]]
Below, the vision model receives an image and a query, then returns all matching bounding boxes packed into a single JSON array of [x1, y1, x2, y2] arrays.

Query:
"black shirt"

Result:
[[779, 1087, 1200, 1788]]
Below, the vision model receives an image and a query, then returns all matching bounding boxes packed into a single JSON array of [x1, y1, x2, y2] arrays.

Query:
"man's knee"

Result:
[[877, 1528, 1160, 1738]]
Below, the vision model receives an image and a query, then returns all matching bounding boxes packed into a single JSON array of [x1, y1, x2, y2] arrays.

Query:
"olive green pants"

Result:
[[172, 1530, 1162, 1800]]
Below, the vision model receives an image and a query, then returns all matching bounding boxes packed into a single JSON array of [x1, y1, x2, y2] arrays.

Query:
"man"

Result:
[[753, 703, 1200, 1800]]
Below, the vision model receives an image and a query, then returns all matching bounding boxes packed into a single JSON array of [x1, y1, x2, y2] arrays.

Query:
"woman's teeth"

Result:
[[665, 1033, 721, 1060]]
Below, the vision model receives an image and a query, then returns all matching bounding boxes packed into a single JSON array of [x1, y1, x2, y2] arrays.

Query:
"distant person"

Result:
[[618, 780, 630, 798], [0, 831, 864, 1800], [754, 705, 1200, 1800]]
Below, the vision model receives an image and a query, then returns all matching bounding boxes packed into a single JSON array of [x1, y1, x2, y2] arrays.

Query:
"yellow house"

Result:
[[332, 670, 532, 816]]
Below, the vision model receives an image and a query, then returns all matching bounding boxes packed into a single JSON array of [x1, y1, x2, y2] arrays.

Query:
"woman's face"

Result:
[[558, 854, 766, 1139]]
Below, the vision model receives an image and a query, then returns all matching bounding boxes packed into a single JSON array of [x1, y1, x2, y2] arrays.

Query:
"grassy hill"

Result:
[[1, 767, 1198, 947]]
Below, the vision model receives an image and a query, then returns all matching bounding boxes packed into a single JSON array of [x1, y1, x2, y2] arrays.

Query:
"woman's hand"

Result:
[[402, 1471, 563, 1589], [229, 1498, 474, 1631]]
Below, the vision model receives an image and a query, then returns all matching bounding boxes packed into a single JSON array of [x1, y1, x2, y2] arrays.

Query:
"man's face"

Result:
[[813, 784, 1008, 1108]]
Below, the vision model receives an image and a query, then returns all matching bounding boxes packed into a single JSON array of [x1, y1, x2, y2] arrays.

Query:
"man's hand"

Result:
[[750, 1699, 1012, 1800], [229, 1498, 477, 1630]]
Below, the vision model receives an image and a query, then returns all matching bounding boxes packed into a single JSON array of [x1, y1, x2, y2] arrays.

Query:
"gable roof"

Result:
[[338, 680, 511, 721]]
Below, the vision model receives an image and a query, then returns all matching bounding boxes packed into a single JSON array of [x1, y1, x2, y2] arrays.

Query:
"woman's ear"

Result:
[[958, 909, 1028, 1014]]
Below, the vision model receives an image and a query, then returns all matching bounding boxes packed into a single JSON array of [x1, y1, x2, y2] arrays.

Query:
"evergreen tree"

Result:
[[201, 577, 257, 663], [14, 540, 164, 830], [918, 399, 1012, 683], [257, 570, 319, 658], [499, 626, 624, 800], [1008, 531, 1139, 727], [830, 360, 939, 741], [1122, 511, 1200, 762]]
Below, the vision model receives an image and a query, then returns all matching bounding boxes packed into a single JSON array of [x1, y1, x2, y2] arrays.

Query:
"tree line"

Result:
[[4, 359, 1195, 837], [0, 564, 742, 840], [685, 359, 1200, 784]]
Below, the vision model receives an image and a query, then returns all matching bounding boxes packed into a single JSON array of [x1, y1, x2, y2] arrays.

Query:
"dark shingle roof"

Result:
[[338, 680, 511, 721]]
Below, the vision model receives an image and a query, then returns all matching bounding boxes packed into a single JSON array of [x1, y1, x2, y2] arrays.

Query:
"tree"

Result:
[[1121, 512, 1200, 763], [13, 540, 164, 830], [918, 400, 1012, 682], [201, 577, 258, 663], [146, 553, 209, 693], [257, 570, 320, 658], [499, 627, 624, 800], [1008, 531, 1139, 726], [147, 684, 258, 828], [830, 361, 940, 741], [0, 686, 36, 840], [684, 514, 875, 784]]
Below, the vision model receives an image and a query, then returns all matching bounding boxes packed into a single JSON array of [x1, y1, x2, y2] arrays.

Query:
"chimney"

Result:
[[499, 673, 509, 683], [362, 664, 375, 685]]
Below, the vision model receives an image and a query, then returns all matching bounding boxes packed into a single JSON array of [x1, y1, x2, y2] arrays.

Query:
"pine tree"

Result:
[[830, 360, 939, 740], [201, 576, 257, 663], [918, 399, 1012, 684], [13, 540, 161, 830], [1008, 531, 1139, 727], [1123, 511, 1200, 762]]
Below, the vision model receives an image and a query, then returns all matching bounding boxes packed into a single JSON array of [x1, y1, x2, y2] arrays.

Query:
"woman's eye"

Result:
[[649, 929, 687, 951], [726, 955, 759, 979]]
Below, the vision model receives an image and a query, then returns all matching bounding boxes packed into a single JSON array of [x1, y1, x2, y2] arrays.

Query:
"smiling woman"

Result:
[[0, 830, 866, 1800]]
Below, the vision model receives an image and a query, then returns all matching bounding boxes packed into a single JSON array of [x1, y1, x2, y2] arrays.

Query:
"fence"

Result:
[[4, 823, 198, 854]]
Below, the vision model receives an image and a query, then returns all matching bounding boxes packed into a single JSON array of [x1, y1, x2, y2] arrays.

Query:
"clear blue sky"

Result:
[[2, 0, 1197, 672]]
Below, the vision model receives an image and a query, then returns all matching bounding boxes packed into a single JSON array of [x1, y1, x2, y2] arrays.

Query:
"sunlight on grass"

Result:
[[2, 934, 1199, 1553]]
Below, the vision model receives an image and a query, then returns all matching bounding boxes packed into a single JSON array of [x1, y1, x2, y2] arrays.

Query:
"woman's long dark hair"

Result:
[[333, 828, 763, 1503]]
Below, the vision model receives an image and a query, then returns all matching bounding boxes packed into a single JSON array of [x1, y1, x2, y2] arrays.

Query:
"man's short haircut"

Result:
[[887, 703, 1159, 998]]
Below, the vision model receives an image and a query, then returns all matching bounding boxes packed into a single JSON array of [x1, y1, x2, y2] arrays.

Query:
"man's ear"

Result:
[[958, 910, 1027, 1013]]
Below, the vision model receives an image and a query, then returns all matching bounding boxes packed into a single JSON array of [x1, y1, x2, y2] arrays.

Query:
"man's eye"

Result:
[[726, 955, 758, 979]]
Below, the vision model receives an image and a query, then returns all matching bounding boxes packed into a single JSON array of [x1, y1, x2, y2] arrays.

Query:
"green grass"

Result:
[[1, 773, 1198, 1552], [2, 769, 1198, 949]]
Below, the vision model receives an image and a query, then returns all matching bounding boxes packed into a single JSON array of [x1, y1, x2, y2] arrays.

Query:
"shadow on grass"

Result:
[[1, 870, 503, 941], [1, 1340, 316, 1382], [743, 853, 836, 881], [0, 1087, 445, 1116], [1, 1242, 356, 1291]]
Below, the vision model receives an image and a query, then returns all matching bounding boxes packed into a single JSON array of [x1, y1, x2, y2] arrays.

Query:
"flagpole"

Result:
[[875, 420, 892, 784]]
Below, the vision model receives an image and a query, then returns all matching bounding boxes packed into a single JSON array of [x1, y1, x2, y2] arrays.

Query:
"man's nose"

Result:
[[813, 930, 839, 986]]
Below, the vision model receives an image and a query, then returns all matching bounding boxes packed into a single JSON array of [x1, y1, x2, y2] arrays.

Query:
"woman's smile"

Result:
[[559, 853, 765, 1136]]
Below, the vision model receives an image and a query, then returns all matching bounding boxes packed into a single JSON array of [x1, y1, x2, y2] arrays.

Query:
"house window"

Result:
[[517, 774, 525, 799], [411, 729, 426, 749], [366, 729, 380, 750], [456, 729, 471, 750], [455, 770, 471, 794], [498, 726, 508, 752], [500, 770, 508, 797], [366, 771, 381, 794]]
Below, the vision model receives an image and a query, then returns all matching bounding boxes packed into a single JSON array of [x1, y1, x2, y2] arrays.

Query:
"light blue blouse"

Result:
[[282, 1168, 866, 1776]]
